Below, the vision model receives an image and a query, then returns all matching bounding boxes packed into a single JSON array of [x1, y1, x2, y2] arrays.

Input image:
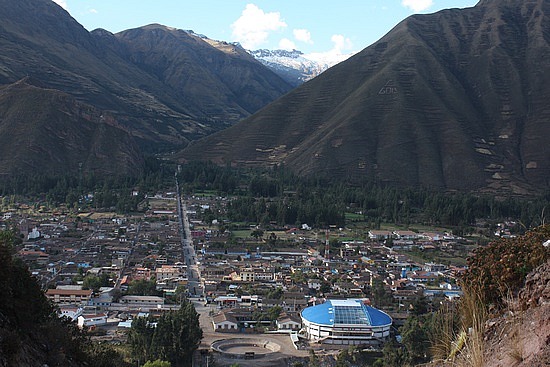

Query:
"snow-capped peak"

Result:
[[248, 48, 353, 86]]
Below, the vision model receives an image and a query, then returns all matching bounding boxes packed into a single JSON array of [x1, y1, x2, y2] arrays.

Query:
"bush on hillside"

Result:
[[461, 225, 550, 307]]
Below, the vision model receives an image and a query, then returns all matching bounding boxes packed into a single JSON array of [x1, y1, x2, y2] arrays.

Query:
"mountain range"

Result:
[[181, 0, 550, 195], [0, 0, 292, 176], [1, 0, 548, 194]]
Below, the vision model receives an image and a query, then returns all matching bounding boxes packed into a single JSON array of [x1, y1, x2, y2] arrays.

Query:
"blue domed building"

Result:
[[300, 299, 392, 346]]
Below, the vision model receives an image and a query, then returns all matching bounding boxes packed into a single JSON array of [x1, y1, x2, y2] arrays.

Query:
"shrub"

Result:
[[461, 225, 550, 307]]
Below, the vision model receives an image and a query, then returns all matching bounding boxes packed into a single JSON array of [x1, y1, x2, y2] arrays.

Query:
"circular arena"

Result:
[[211, 338, 281, 358]]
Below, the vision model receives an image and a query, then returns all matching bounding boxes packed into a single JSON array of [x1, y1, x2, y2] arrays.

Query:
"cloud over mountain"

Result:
[[402, 0, 434, 12], [231, 4, 287, 49]]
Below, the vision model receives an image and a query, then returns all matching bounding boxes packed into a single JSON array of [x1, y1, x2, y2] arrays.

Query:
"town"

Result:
[[0, 184, 520, 365]]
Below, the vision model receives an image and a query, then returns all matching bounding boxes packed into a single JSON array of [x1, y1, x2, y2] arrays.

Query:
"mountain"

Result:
[[0, 79, 144, 177], [0, 0, 293, 177], [180, 0, 550, 195], [114, 25, 292, 126], [249, 49, 352, 86]]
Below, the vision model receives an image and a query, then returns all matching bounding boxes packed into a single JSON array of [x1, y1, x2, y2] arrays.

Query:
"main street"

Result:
[[176, 174, 203, 297]]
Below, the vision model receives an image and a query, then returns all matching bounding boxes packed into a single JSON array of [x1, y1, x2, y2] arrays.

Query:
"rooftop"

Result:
[[301, 299, 392, 327]]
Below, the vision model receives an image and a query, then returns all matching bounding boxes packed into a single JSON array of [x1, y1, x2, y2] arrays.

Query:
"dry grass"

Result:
[[456, 284, 488, 367], [431, 283, 488, 367], [430, 303, 459, 362]]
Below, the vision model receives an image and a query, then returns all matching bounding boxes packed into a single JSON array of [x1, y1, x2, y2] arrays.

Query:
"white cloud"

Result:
[[293, 29, 312, 44], [304, 34, 354, 65], [279, 38, 296, 51], [330, 34, 353, 54], [52, 0, 68, 10], [401, 0, 434, 12], [89, 8, 98, 14], [231, 4, 287, 49]]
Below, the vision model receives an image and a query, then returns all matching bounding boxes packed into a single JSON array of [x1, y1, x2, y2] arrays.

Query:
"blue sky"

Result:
[[53, 0, 479, 56]]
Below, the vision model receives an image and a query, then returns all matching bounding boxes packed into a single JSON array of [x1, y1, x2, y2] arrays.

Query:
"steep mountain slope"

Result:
[[0, 0, 194, 148], [0, 79, 144, 177], [181, 0, 550, 194], [0, 0, 292, 153], [115, 25, 292, 123]]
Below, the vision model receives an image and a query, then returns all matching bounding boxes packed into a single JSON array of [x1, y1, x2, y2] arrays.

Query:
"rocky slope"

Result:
[[181, 0, 550, 195], [115, 25, 291, 124], [473, 260, 549, 367]]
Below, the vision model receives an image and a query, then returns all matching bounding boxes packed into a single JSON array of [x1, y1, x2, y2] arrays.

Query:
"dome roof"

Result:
[[301, 299, 392, 327]]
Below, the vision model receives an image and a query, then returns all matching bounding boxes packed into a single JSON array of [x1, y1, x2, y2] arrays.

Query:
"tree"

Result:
[[267, 305, 282, 321], [144, 359, 171, 367], [128, 316, 154, 364], [410, 295, 429, 316], [250, 229, 264, 240], [378, 338, 407, 367], [127, 278, 160, 296], [128, 300, 202, 367], [82, 273, 111, 293], [400, 315, 431, 365], [371, 278, 393, 307], [265, 287, 283, 300], [85, 342, 129, 367], [320, 281, 332, 295]]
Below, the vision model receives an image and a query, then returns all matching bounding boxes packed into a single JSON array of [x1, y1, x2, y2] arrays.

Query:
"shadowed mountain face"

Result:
[[0, 79, 144, 177], [115, 25, 293, 121], [181, 0, 550, 195], [0, 0, 292, 177]]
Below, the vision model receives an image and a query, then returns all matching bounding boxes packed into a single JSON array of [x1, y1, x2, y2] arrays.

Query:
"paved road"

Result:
[[175, 175, 203, 297]]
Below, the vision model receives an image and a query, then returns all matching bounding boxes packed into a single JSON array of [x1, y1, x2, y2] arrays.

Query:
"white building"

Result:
[[77, 313, 108, 328], [58, 305, 83, 321], [120, 295, 164, 306]]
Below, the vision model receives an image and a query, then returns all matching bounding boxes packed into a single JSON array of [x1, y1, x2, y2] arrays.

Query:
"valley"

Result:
[[0, 0, 549, 366]]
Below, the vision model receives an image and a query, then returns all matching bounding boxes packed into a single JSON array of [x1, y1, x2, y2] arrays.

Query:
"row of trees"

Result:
[[1, 159, 548, 227], [0, 156, 172, 211], [175, 163, 550, 230]]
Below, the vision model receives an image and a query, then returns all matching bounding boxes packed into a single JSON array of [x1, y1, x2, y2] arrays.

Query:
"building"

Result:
[[46, 288, 93, 305], [393, 230, 420, 240], [212, 311, 239, 332], [120, 295, 164, 307], [77, 313, 108, 328], [368, 231, 393, 241], [276, 313, 302, 331], [156, 265, 184, 281], [301, 299, 392, 346], [58, 305, 83, 321]]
